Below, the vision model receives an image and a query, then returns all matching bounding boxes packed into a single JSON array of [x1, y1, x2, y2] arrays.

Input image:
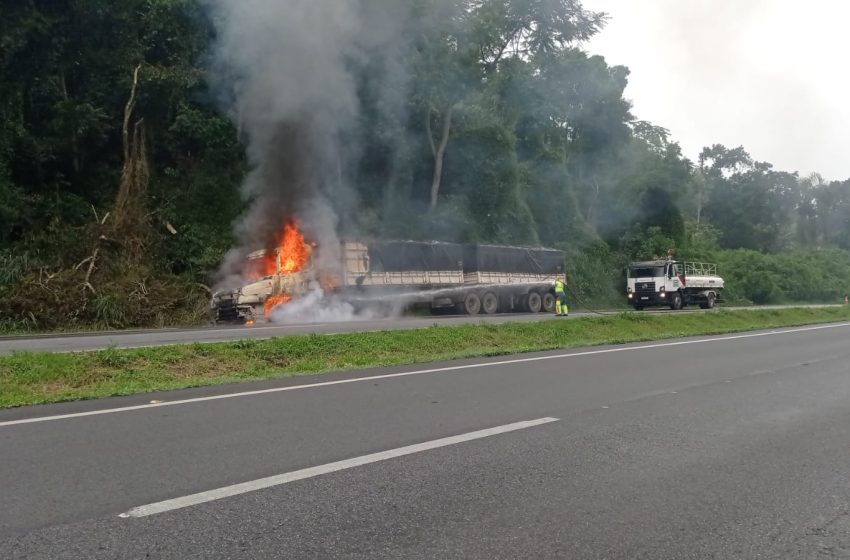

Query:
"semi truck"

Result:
[[212, 239, 566, 323], [626, 259, 724, 310]]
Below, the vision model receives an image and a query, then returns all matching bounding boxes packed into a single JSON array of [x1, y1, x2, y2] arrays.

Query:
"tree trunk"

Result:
[[695, 170, 705, 225], [59, 73, 80, 175], [427, 104, 455, 210], [111, 65, 150, 260]]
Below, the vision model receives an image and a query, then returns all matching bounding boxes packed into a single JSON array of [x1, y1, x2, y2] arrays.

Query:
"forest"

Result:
[[2, 0, 849, 330]]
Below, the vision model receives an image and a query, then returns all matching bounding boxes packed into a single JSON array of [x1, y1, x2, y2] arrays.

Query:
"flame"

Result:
[[266, 221, 311, 275], [264, 294, 292, 317], [246, 221, 312, 280]]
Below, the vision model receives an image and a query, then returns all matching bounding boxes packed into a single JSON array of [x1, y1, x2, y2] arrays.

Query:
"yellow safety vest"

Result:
[[555, 280, 565, 292]]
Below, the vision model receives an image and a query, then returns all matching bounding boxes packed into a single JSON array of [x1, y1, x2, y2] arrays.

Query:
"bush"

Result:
[[712, 248, 850, 304], [567, 241, 628, 308]]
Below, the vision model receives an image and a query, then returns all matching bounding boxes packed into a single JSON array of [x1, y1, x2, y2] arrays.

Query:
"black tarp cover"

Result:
[[463, 244, 565, 274], [367, 241, 464, 272]]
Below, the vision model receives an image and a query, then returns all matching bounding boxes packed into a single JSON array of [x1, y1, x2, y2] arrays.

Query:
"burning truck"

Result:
[[211, 223, 567, 323]]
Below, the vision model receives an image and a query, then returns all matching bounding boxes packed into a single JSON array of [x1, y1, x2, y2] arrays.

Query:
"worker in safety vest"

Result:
[[554, 277, 568, 316]]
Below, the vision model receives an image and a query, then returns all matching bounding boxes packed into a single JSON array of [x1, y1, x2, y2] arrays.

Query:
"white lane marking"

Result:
[[118, 417, 559, 518], [2, 322, 848, 428]]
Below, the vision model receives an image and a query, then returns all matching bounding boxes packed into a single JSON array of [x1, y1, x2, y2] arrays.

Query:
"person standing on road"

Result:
[[554, 277, 569, 317]]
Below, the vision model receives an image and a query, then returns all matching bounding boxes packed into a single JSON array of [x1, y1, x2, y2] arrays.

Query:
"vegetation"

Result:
[[1, 1, 849, 330], [2, 307, 848, 408]]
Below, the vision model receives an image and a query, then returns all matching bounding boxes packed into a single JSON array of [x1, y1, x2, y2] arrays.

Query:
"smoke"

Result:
[[268, 288, 401, 324], [205, 0, 381, 288]]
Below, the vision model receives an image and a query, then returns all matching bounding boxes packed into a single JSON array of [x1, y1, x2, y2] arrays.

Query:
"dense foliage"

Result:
[[1, 0, 849, 329]]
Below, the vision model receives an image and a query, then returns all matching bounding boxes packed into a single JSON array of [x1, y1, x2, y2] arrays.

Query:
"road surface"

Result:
[[2, 322, 850, 558], [0, 304, 839, 354], [0, 309, 648, 354]]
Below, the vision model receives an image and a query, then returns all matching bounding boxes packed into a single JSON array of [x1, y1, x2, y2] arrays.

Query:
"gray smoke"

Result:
[[269, 288, 399, 324], [206, 0, 373, 288]]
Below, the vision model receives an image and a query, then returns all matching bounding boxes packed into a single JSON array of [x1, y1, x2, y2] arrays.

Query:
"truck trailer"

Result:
[[212, 240, 566, 323]]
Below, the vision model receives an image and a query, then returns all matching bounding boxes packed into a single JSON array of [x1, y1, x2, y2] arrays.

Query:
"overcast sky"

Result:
[[580, 0, 850, 181]]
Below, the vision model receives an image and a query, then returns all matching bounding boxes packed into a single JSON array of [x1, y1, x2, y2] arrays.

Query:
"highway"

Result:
[[2, 322, 850, 558], [0, 304, 839, 355], [0, 309, 641, 354]]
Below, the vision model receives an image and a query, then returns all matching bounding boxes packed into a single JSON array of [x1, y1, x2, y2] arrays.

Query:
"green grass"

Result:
[[2, 307, 850, 409]]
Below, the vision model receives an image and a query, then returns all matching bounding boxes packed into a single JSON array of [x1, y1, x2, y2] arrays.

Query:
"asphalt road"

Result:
[[0, 304, 839, 355], [2, 322, 850, 558], [0, 309, 643, 354]]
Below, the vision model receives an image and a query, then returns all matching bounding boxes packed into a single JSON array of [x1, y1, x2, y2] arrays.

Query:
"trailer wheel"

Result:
[[526, 292, 543, 313], [669, 291, 683, 311], [541, 292, 556, 313], [481, 292, 499, 314], [700, 292, 716, 310], [461, 292, 482, 315]]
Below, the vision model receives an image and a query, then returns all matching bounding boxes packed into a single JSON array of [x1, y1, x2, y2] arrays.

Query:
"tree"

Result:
[[413, 0, 606, 210]]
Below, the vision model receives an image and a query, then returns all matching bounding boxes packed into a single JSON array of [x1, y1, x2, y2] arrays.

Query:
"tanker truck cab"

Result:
[[627, 260, 671, 310], [627, 259, 723, 311]]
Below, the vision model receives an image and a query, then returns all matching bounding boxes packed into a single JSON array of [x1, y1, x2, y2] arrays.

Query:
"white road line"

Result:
[[2, 322, 848, 428], [119, 416, 559, 518]]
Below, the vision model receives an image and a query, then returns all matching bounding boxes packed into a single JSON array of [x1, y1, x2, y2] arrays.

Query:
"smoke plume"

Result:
[[206, 0, 373, 288]]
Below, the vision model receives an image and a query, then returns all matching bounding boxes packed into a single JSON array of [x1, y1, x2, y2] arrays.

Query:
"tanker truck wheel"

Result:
[[481, 292, 499, 314], [461, 292, 482, 316], [669, 292, 683, 311], [525, 292, 542, 313], [700, 292, 716, 309]]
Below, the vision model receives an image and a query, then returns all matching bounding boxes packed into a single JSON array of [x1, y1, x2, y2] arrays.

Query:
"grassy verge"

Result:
[[2, 307, 850, 409]]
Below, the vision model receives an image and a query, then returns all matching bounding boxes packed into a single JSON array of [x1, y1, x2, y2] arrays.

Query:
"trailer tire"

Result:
[[526, 292, 543, 313], [669, 291, 683, 311], [700, 292, 716, 310], [541, 292, 556, 313], [461, 292, 482, 315], [481, 292, 499, 314]]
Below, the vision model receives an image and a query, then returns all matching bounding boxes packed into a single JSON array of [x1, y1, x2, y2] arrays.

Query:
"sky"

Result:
[[580, 0, 850, 181]]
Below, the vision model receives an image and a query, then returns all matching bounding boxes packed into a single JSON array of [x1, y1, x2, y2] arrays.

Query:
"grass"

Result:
[[2, 306, 850, 409]]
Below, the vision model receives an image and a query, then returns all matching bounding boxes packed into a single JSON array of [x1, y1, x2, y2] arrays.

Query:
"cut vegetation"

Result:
[[2, 307, 849, 409]]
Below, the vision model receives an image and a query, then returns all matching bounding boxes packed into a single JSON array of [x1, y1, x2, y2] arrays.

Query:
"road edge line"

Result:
[[2, 322, 848, 428]]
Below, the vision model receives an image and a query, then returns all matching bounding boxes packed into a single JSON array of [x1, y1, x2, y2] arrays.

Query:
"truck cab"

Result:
[[211, 249, 314, 324], [627, 259, 723, 311]]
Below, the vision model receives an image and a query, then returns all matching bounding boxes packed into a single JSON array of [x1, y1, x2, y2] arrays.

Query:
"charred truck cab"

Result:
[[627, 260, 724, 311], [212, 249, 316, 323]]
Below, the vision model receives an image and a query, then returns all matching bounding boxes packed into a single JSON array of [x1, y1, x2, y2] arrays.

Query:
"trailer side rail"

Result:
[[463, 271, 562, 285], [683, 262, 717, 277]]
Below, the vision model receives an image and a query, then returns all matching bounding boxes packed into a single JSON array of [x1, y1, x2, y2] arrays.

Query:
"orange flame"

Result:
[[281, 223, 311, 272], [264, 294, 292, 317], [246, 221, 312, 280], [266, 221, 311, 275]]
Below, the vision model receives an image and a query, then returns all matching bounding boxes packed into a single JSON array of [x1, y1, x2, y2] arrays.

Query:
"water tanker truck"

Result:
[[627, 259, 724, 310], [212, 239, 566, 323]]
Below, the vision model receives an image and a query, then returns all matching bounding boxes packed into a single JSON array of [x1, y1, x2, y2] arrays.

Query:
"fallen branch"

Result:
[[82, 247, 100, 294]]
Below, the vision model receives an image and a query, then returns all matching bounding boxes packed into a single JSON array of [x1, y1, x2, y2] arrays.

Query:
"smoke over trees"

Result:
[[1, 0, 850, 328]]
